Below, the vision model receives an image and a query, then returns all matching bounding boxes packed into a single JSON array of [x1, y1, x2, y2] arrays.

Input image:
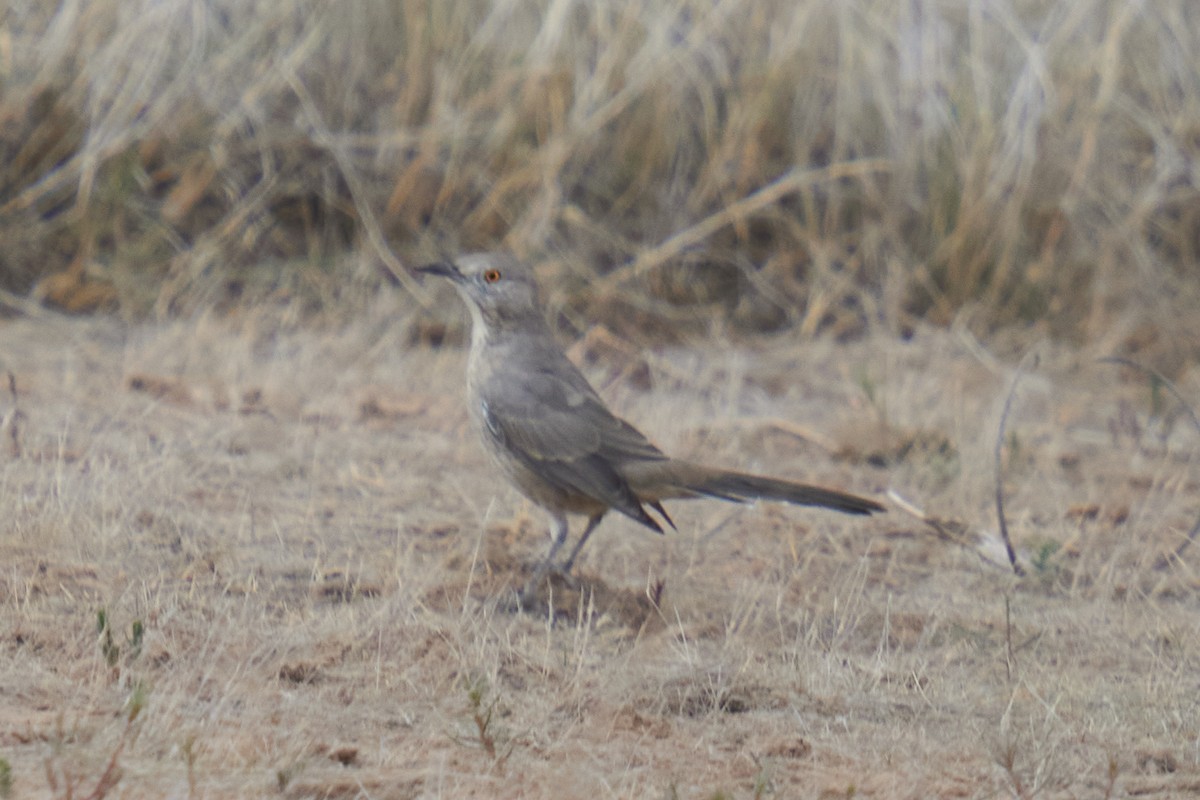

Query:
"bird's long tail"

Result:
[[629, 460, 884, 516]]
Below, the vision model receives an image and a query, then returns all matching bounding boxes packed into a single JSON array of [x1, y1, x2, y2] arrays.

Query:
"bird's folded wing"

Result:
[[481, 367, 666, 464], [479, 368, 666, 522]]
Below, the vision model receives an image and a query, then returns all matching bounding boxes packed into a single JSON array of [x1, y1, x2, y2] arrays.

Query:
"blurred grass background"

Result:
[[1, 0, 1197, 364]]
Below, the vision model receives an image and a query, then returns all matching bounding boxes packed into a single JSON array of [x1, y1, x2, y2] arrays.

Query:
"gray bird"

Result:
[[417, 252, 884, 593]]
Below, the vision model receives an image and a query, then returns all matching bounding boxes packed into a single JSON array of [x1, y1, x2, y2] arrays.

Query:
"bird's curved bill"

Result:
[[414, 261, 462, 281]]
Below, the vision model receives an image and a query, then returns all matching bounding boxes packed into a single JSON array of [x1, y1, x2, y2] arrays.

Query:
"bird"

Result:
[[416, 252, 884, 595]]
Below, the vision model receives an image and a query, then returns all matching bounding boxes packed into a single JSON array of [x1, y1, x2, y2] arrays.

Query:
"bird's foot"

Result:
[[508, 564, 578, 613]]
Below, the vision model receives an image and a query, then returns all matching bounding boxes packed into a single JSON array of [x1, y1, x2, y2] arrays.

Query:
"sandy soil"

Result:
[[0, 309, 1197, 799]]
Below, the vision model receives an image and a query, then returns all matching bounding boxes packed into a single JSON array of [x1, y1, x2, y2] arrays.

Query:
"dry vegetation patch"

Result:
[[0, 312, 1197, 797], [0, 0, 1197, 364], [1, 1, 1199, 796]]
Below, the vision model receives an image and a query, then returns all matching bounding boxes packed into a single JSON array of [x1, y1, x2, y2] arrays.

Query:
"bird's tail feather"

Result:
[[633, 461, 884, 516]]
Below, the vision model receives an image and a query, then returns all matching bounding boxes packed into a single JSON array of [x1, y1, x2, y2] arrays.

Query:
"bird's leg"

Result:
[[523, 512, 571, 594], [543, 511, 571, 565], [560, 512, 606, 575]]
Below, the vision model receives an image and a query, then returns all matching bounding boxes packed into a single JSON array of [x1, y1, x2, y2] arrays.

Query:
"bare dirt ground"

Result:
[[1, 308, 1198, 799]]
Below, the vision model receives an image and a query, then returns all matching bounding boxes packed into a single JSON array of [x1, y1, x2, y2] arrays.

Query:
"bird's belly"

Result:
[[471, 413, 606, 517]]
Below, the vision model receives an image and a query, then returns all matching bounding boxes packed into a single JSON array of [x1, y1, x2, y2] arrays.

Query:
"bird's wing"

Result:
[[482, 358, 666, 464], [479, 359, 667, 528]]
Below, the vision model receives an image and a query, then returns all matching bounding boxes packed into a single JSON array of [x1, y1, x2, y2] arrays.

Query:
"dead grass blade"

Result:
[[1099, 355, 1200, 568]]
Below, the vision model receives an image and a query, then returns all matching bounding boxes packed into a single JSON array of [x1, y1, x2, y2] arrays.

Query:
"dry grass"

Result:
[[2, 2, 1199, 797], [1, 310, 1198, 798], [2, 0, 1199, 361]]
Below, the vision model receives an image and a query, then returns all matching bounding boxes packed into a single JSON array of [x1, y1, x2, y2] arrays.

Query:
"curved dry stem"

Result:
[[994, 351, 1040, 577]]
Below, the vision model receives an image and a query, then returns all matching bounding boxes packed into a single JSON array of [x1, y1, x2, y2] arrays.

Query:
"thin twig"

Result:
[[1004, 594, 1014, 684], [1099, 356, 1200, 568], [887, 488, 1015, 569], [280, 55, 429, 302], [595, 159, 892, 296], [4, 372, 22, 458], [995, 352, 1039, 576], [0, 288, 55, 318]]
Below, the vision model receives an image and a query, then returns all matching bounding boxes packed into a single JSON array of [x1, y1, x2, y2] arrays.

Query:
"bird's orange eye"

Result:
[[483, 269, 501, 283]]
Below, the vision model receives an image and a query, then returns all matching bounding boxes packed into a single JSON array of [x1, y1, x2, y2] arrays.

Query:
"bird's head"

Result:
[[416, 252, 544, 336]]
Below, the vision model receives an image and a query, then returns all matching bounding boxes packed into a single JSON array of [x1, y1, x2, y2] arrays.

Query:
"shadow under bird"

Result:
[[416, 252, 884, 595]]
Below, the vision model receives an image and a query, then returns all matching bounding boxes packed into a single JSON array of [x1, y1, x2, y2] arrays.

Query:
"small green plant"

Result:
[[1149, 374, 1165, 418], [126, 681, 148, 722], [1030, 538, 1061, 574], [466, 675, 499, 759], [452, 674, 511, 762], [0, 757, 12, 799], [129, 619, 144, 660], [44, 684, 147, 800], [96, 609, 145, 671], [1101, 754, 1119, 800], [181, 734, 198, 798], [855, 364, 878, 408], [854, 364, 892, 428], [276, 764, 300, 792], [97, 609, 118, 668], [751, 755, 773, 799]]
